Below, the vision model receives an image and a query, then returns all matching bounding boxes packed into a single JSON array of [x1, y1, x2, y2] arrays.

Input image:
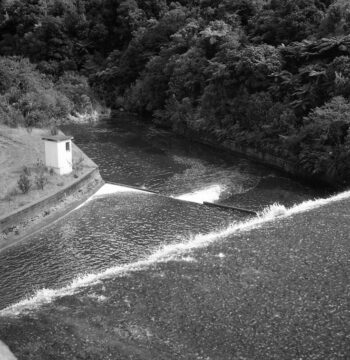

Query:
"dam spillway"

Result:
[[0, 184, 245, 311], [0, 116, 344, 359], [1, 185, 350, 359]]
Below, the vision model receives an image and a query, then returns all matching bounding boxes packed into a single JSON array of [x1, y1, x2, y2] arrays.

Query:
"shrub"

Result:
[[56, 72, 95, 114], [302, 96, 350, 145], [17, 173, 31, 194], [35, 172, 48, 190], [73, 155, 85, 172], [295, 96, 350, 180], [33, 159, 48, 190], [0, 56, 73, 127], [35, 159, 47, 171]]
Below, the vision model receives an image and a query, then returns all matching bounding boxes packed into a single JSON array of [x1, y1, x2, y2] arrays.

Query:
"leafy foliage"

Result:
[[0, 56, 72, 127], [2, 0, 350, 183], [17, 173, 31, 194], [248, 0, 325, 45]]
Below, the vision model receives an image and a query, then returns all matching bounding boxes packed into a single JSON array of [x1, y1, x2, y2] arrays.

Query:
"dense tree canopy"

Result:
[[1, 0, 350, 184]]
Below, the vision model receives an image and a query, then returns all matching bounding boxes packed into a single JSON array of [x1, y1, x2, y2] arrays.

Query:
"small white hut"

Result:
[[42, 135, 74, 175]]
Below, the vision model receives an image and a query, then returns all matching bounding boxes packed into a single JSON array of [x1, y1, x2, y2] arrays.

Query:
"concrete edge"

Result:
[[107, 181, 160, 195], [0, 179, 104, 253], [0, 166, 100, 233], [72, 142, 99, 169]]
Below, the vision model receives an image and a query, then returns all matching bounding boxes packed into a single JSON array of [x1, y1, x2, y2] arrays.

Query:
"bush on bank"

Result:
[[0, 57, 99, 128], [0, 57, 72, 127]]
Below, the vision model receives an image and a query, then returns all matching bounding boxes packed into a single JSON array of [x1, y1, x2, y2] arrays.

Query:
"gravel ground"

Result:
[[1, 196, 350, 359]]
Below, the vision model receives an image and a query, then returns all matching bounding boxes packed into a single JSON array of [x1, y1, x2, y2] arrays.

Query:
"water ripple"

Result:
[[0, 190, 240, 310]]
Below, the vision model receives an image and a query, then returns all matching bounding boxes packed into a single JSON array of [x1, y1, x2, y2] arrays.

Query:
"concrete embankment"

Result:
[[0, 142, 103, 251]]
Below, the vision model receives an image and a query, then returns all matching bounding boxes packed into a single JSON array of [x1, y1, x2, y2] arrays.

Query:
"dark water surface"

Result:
[[0, 115, 327, 311], [0, 115, 328, 309], [62, 115, 326, 209], [0, 192, 243, 310]]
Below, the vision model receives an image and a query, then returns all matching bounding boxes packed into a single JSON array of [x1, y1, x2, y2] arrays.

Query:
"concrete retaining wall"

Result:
[[0, 167, 101, 233]]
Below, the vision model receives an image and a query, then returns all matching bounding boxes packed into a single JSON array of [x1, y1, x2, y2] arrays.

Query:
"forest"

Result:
[[1, 0, 350, 184]]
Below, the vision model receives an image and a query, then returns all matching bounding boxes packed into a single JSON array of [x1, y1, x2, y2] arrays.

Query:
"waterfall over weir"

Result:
[[174, 184, 224, 204], [1, 184, 348, 317]]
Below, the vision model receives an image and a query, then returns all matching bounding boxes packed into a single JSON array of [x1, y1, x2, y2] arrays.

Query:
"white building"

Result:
[[42, 135, 74, 175]]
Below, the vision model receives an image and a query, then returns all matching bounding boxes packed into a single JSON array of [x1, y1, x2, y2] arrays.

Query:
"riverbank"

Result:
[[0, 125, 103, 249], [178, 127, 338, 189], [109, 111, 338, 189]]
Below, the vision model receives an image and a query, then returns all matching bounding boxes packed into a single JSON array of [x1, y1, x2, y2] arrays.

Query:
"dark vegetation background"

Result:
[[1, 0, 350, 184]]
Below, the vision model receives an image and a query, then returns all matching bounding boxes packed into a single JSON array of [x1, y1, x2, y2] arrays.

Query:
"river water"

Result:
[[0, 115, 328, 313], [63, 114, 325, 209], [0, 115, 326, 309]]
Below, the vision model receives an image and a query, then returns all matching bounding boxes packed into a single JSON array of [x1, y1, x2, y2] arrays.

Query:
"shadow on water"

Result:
[[62, 114, 328, 209]]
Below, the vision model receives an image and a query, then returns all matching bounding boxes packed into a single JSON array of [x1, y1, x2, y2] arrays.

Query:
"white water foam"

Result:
[[174, 184, 224, 204], [2, 189, 350, 317], [74, 183, 145, 211], [94, 183, 144, 197]]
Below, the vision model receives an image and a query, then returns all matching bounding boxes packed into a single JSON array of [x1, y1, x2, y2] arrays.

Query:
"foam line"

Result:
[[2, 189, 350, 317], [174, 184, 224, 204], [74, 183, 143, 211]]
